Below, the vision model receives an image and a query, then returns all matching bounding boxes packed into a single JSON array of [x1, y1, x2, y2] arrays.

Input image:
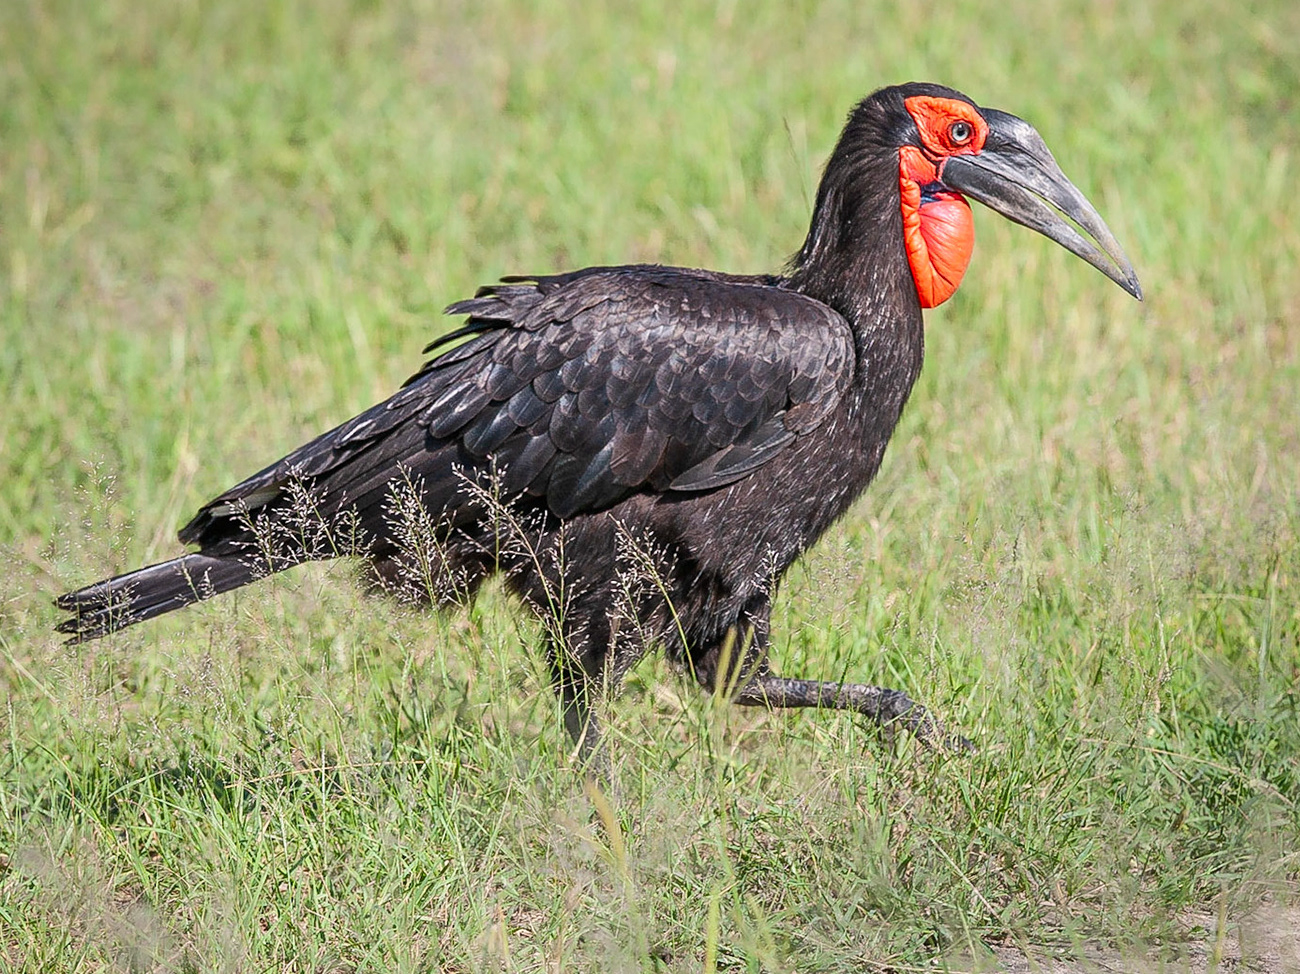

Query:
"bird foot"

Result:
[[883, 699, 974, 753], [731, 676, 973, 753]]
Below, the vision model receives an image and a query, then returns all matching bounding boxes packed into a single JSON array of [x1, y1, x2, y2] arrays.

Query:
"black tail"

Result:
[[54, 554, 260, 643]]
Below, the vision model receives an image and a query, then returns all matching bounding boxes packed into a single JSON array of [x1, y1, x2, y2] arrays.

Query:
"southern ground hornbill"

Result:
[[57, 83, 1141, 759]]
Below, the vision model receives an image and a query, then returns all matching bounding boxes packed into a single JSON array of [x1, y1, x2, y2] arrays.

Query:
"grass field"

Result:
[[3, 0, 1299, 970]]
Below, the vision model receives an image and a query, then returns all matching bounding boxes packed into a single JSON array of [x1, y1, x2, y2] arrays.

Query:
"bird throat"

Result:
[[898, 145, 974, 308]]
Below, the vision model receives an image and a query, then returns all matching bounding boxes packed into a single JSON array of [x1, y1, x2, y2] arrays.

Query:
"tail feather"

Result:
[[55, 554, 260, 643]]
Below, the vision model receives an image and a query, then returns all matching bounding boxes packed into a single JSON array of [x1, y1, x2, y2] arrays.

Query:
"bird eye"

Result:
[[948, 120, 973, 145]]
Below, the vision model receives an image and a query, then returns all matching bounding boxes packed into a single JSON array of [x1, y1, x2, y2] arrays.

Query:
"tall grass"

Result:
[[2, 0, 1298, 969]]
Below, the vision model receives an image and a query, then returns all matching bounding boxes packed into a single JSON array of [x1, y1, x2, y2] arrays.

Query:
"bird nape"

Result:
[[56, 83, 1141, 763]]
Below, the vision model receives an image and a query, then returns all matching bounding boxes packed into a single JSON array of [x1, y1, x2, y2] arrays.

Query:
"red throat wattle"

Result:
[[898, 147, 974, 308], [898, 95, 988, 309]]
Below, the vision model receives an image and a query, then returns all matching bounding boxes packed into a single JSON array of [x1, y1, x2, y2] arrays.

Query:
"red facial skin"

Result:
[[899, 95, 989, 308]]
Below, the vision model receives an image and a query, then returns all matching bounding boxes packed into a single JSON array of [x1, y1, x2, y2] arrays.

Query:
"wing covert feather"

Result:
[[442, 266, 855, 512]]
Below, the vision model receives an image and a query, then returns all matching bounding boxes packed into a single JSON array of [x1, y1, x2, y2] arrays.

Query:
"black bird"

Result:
[[57, 83, 1141, 759]]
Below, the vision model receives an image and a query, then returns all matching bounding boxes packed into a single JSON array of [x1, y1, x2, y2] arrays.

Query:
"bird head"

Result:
[[794, 83, 1142, 312], [886, 82, 1142, 307]]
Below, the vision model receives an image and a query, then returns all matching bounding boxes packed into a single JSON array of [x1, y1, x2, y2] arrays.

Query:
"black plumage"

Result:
[[56, 83, 1141, 759]]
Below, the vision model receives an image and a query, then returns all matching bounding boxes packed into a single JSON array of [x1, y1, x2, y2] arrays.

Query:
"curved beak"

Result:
[[941, 109, 1142, 300]]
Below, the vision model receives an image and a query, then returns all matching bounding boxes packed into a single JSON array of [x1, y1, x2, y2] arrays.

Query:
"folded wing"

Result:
[[179, 265, 856, 548]]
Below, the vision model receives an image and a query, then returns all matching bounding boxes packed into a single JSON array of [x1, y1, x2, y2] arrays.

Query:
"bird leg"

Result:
[[557, 679, 602, 761], [690, 596, 970, 751], [547, 635, 610, 776]]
